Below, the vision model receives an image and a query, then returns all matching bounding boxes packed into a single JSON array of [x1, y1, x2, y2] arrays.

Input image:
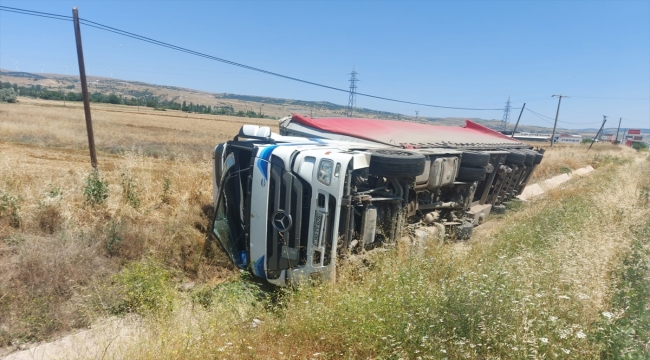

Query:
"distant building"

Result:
[[557, 133, 582, 144], [624, 129, 647, 147], [512, 132, 551, 142]]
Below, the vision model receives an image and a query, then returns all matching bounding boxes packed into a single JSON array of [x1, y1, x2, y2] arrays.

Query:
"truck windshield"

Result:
[[213, 150, 250, 267]]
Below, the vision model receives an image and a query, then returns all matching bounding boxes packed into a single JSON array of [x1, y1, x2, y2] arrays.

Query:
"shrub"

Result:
[[83, 169, 108, 207], [105, 220, 122, 256], [120, 173, 141, 208], [0, 88, 17, 103], [161, 176, 171, 204], [631, 141, 648, 151], [37, 186, 63, 234], [36, 202, 62, 234], [0, 192, 21, 228], [112, 259, 175, 315]]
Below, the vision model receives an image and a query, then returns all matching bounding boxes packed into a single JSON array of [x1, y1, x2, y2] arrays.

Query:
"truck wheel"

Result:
[[456, 166, 487, 182], [533, 152, 544, 165], [505, 150, 526, 165], [368, 149, 426, 177], [456, 222, 474, 240], [521, 151, 535, 166], [460, 151, 490, 167]]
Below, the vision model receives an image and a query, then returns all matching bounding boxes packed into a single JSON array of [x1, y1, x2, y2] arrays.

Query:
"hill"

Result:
[[1, 69, 565, 134]]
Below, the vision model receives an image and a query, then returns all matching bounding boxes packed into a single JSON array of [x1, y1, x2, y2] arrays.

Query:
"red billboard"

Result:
[[628, 129, 641, 135]]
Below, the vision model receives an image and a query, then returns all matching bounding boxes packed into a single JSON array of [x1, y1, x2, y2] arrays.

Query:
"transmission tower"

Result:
[[500, 96, 512, 132], [346, 66, 359, 117]]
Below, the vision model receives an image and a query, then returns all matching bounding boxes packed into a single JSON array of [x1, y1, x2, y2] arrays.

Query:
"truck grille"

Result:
[[266, 155, 311, 274]]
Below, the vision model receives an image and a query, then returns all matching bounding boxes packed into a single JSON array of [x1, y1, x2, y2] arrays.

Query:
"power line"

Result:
[[0, 5, 71, 21], [526, 108, 601, 125], [0, 5, 506, 112], [78, 18, 506, 111], [525, 109, 555, 125]]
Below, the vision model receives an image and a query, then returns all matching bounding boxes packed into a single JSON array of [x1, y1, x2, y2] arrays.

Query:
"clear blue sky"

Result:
[[1, 0, 649, 129]]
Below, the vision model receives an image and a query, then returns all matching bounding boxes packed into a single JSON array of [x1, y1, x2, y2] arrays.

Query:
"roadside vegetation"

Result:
[[0, 98, 648, 358], [527, 142, 630, 183], [119, 151, 650, 359]]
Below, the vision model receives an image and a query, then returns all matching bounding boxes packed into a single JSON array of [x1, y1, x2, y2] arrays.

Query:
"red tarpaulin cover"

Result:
[[290, 114, 523, 148]]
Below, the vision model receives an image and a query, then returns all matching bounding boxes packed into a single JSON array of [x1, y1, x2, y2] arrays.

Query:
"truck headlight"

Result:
[[317, 159, 334, 185]]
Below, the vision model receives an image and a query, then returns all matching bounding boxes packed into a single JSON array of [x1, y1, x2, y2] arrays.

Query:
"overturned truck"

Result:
[[211, 114, 543, 286]]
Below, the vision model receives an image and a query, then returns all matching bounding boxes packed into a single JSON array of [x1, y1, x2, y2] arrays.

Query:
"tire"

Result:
[[460, 151, 490, 167], [368, 149, 426, 177], [505, 150, 526, 165], [521, 151, 535, 166], [456, 222, 474, 240], [456, 166, 487, 182], [532, 152, 544, 165]]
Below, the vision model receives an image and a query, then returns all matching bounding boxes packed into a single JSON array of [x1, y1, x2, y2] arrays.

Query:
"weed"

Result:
[[83, 169, 108, 207], [190, 285, 215, 308], [46, 184, 62, 198], [105, 220, 122, 256], [121, 172, 141, 208], [36, 201, 62, 234], [112, 258, 175, 315], [161, 176, 171, 204], [0, 192, 21, 228]]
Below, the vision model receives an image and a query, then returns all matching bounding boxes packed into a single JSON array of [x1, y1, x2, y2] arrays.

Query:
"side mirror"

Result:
[[239, 125, 271, 139]]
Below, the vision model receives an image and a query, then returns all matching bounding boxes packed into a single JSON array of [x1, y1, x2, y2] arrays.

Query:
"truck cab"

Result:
[[212, 126, 374, 286]]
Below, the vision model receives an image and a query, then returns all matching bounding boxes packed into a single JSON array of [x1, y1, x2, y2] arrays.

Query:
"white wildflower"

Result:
[[549, 316, 558, 322], [602, 312, 613, 319], [562, 348, 570, 354], [539, 337, 549, 344], [576, 331, 586, 339]]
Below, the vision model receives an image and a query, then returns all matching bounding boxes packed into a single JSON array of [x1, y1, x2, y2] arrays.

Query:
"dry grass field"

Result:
[[1, 97, 648, 358], [527, 142, 633, 183], [0, 97, 274, 346]]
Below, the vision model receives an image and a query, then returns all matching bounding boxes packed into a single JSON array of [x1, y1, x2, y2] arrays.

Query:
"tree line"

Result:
[[0, 82, 270, 118]]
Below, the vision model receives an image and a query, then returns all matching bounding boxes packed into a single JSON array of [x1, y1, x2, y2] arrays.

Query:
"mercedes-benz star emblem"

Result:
[[271, 210, 293, 232]]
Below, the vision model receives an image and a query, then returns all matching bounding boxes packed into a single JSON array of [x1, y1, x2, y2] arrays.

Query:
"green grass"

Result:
[[122, 161, 650, 359], [590, 225, 650, 359]]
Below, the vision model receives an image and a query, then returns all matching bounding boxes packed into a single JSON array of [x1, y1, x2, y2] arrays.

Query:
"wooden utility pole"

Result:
[[588, 116, 607, 151], [614, 117, 622, 145], [511, 102, 526, 135], [72, 7, 97, 168], [550, 95, 569, 147]]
